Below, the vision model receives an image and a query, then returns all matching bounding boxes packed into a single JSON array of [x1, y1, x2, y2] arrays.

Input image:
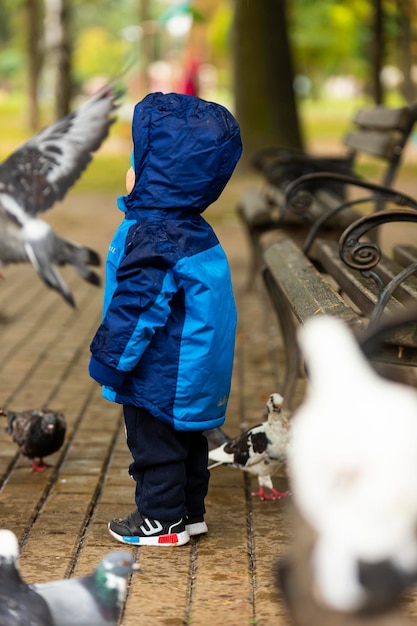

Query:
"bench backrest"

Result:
[[343, 104, 417, 187]]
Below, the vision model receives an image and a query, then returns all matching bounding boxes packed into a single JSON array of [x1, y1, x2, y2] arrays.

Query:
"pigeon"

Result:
[[2, 407, 66, 471], [33, 550, 142, 626], [0, 528, 54, 626], [275, 506, 414, 626], [208, 392, 291, 500], [0, 83, 120, 307], [287, 315, 417, 614]]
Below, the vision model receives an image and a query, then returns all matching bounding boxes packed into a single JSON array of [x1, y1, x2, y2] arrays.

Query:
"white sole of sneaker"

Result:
[[186, 521, 208, 536], [108, 524, 190, 546]]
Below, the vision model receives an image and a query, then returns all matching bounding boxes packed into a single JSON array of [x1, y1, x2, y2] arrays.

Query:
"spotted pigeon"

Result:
[[208, 393, 291, 500]]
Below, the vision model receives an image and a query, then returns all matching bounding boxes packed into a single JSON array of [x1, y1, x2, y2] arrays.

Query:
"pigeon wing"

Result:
[[7, 412, 32, 448], [0, 84, 120, 216], [225, 425, 269, 467]]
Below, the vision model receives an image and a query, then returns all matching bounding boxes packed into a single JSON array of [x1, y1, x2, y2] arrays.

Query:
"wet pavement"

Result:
[[0, 174, 294, 625], [1, 171, 417, 624]]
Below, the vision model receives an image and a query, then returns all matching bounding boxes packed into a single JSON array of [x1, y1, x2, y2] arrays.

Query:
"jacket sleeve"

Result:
[[89, 249, 177, 388]]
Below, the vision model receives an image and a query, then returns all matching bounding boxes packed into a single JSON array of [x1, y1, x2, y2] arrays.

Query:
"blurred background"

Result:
[[1, 0, 417, 183]]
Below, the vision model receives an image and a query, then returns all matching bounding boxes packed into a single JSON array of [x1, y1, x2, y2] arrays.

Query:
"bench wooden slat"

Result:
[[309, 239, 391, 315], [238, 188, 273, 227], [264, 183, 360, 227], [263, 240, 361, 324], [308, 239, 417, 350], [263, 238, 417, 406], [393, 244, 417, 268], [240, 103, 417, 291], [344, 130, 402, 160], [309, 239, 409, 314], [353, 106, 414, 131]]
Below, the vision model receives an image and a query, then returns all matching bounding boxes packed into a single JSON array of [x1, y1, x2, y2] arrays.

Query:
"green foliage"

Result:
[[0, 49, 23, 79], [0, 0, 16, 42], [206, 4, 233, 60], [74, 27, 126, 82], [290, 0, 372, 80], [72, 0, 138, 38], [0, 0, 25, 86], [71, 153, 127, 192]]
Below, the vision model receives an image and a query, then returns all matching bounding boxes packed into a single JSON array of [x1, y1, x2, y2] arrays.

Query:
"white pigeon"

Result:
[[32, 549, 142, 626], [208, 392, 291, 500], [0, 529, 54, 626], [0, 84, 120, 307], [288, 315, 417, 613]]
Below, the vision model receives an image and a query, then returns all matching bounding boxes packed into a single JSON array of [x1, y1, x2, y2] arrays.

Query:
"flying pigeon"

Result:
[[0, 83, 120, 307], [2, 407, 66, 471], [33, 550, 142, 626], [0, 528, 54, 626], [287, 315, 417, 613], [208, 392, 291, 500]]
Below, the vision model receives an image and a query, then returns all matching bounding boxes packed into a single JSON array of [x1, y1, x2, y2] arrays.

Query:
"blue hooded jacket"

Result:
[[89, 92, 242, 431]]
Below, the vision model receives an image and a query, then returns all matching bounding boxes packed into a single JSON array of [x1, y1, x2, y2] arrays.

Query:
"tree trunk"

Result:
[[371, 0, 384, 104], [26, 0, 43, 130], [44, 0, 73, 119], [398, 0, 414, 104], [233, 0, 303, 168]]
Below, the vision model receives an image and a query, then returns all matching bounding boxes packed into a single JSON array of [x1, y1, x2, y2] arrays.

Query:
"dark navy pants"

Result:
[[123, 405, 210, 521]]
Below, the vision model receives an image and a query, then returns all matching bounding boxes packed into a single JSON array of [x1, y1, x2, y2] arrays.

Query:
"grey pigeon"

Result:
[[33, 550, 141, 626], [0, 84, 120, 306], [2, 407, 66, 471], [208, 393, 291, 500], [0, 528, 54, 626]]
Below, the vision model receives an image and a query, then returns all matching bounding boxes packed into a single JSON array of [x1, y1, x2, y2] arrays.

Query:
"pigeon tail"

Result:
[[208, 443, 234, 465], [25, 236, 101, 307], [57, 238, 101, 285], [31, 256, 76, 308]]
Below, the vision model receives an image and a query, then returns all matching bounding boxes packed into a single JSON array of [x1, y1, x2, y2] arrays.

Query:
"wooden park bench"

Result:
[[238, 103, 417, 288], [261, 173, 417, 410]]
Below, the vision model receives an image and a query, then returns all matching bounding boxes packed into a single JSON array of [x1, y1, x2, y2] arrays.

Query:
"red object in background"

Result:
[[181, 57, 200, 96]]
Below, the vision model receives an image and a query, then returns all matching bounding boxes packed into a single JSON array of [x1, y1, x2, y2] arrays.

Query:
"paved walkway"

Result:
[[0, 176, 294, 625], [2, 171, 417, 625]]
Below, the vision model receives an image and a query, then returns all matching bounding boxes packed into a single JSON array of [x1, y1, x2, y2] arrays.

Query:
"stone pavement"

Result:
[[0, 175, 294, 626]]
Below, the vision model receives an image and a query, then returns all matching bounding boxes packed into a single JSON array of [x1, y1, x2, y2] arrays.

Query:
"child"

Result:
[[89, 92, 242, 546]]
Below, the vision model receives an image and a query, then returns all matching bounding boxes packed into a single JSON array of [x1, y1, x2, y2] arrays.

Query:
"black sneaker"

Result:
[[108, 509, 189, 546], [185, 515, 208, 536]]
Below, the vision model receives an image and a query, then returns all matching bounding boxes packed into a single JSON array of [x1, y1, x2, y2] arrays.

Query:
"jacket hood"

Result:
[[124, 92, 242, 213]]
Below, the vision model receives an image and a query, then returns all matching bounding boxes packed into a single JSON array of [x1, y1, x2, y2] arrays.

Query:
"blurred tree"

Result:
[[0, 0, 415, 131], [233, 0, 303, 166], [372, 0, 384, 104], [25, 0, 43, 129], [291, 0, 370, 96], [397, 0, 414, 103], [73, 27, 124, 83], [0, 0, 25, 90], [45, 0, 73, 118]]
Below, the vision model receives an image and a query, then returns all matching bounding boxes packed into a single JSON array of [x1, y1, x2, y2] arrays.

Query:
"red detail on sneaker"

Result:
[[158, 534, 179, 544]]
